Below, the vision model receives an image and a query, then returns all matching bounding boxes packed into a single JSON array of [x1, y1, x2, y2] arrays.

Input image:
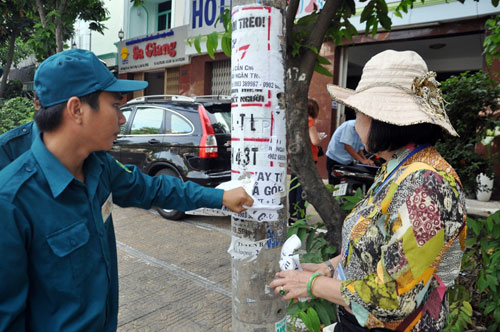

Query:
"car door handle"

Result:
[[148, 139, 161, 144]]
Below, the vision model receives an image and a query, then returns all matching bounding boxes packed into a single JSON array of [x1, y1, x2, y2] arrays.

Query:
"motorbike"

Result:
[[330, 161, 381, 197]]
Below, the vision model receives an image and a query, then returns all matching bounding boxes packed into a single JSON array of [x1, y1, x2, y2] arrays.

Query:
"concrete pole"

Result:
[[228, 0, 288, 331]]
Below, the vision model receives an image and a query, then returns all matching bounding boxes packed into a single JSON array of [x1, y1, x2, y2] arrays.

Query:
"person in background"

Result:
[[0, 49, 253, 332], [326, 116, 375, 185], [0, 94, 40, 170], [288, 98, 324, 225], [271, 50, 466, 332]]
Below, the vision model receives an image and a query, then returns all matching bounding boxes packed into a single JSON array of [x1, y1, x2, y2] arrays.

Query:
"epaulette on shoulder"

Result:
[[0, 157, 37, 202], [0, 122, 33, 144]]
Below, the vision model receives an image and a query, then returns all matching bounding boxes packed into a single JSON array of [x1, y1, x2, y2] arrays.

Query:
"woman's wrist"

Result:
[[323, 260, 335, 278], [307, 272, 322, 299]]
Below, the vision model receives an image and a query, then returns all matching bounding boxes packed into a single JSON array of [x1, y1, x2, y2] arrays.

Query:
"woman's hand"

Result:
[[270, 270, 313, 301], [301, 263, 329, 275], [302, 255, 342, 277]]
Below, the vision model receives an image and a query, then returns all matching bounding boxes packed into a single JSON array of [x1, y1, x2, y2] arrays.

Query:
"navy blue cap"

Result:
[[34, 49, 148, 107]]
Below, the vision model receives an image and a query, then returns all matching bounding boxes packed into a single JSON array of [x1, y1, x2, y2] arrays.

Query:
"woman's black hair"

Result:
[[34, 91, 102, 132], [307, 98, 320, 119], [366, 119, 443, 153]]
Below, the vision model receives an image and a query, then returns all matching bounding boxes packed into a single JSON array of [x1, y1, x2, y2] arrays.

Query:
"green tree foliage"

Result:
[[0, 0, 34, 98], [436, 71, 500, 195], [1, 80, 24, 100], [483, 15, 500, 66], [0, 39, 32, 69], [0, 0, 110, 98], [0, 97, 35, 134], [287, 215, 339, 331], [444, 210, 500, 332], [29, 0, 109, 60]]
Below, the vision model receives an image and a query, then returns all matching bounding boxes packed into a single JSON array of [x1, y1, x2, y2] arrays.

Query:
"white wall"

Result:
[[124, 0, 184, 40]]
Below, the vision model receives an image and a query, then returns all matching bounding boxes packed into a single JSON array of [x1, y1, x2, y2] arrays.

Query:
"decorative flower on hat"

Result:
[[411, 71, 447, 121]]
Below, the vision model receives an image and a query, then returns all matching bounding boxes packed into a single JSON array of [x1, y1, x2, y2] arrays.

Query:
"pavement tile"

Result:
[[115, 206, 233, 331]]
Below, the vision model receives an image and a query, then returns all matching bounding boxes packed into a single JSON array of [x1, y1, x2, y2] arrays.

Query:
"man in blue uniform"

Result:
[[0, 93, 40, 170], [0, 121, 39, 170], [0, 49, 252, 332], [325, 119, 374, 184]]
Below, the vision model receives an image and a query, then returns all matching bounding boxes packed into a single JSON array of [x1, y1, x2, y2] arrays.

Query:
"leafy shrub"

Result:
[[483, 15, 500, 66], [446, 210, 500, 332], [287, 217, 338, 332], [2, 80, 24, 99], [436, 71, 500, 195], [0, 97, 35, 134]]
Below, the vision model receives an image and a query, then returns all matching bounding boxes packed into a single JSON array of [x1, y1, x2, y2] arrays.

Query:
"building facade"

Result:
[[117, 0, 231, 100], [114, 0, 499, 179]]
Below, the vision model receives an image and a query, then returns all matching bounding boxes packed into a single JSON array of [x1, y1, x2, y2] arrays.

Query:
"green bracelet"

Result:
[[307, 272, 322, 299]]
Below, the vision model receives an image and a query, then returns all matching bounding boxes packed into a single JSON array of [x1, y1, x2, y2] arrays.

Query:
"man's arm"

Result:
[[344, 144, 374, 165], [222, 187, 254, 212], [106, 154, 252, 212], [0, 200, 29, 332], [309, 123, 321, 146]]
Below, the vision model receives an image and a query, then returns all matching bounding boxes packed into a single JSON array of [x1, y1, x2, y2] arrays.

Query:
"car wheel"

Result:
[[153, 168, 186, 221]]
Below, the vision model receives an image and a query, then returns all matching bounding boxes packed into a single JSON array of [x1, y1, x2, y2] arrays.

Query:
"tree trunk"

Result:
[[55, 0, 67, 52], [35, 0, 47, 27], [285, 60, 344, 248], [0, 28, 18, 99], [286, 0, 344, 247]]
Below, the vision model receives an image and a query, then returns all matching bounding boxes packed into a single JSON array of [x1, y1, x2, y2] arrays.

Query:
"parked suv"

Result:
[[110, 95, 231, 220]]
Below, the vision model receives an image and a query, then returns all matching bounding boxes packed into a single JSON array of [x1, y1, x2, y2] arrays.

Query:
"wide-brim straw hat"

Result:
[[326, 50, 458, 136]]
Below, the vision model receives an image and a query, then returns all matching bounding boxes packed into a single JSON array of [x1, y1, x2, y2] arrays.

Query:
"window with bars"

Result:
[[158, 1, 172, 31], [211, 60, 231, 96], [166, 67, 179, 95]]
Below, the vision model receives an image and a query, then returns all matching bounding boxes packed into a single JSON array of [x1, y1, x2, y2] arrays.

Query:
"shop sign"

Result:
[[186, 0, 230, 55], [118, 25, 189, 74], [190, 0, 230, 34]]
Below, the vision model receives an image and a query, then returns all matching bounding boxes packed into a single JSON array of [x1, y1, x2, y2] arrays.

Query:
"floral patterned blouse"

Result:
[[339, 145, 467, 331]]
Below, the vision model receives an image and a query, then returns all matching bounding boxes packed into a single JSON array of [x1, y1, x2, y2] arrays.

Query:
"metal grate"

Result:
[[165, 67, 179, 95], [211, 59, 231, 96]]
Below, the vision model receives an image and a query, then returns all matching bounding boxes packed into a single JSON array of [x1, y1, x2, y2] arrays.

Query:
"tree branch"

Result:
[[301, 0, 342, 85], [285, 0, 300, 51], [35, 0, 46, 28], [285, 0, 347, 247], [55, 0, 68, 52], [0, 26, 18, 98]]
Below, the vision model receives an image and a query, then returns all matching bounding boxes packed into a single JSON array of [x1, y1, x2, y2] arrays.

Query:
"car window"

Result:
[[130, 107, 164, 135], [203, 103, 231, 134], [166, 111, 193, 134], [120, 108, 133, 134], [211, 111, 231, 134]]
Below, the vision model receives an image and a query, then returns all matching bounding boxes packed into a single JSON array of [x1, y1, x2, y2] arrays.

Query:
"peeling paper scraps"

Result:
[[228, 236, 269, 262], [279, 234, 311, 302], [216, 176, 283, 222], [279, 234, 302, 271]]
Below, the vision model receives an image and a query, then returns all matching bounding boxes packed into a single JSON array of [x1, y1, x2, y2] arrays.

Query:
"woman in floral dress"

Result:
[[271, 50, 466, 332]]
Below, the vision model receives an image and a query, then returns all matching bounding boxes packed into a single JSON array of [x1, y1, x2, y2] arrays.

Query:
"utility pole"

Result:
[[228, 0, 288, 331]]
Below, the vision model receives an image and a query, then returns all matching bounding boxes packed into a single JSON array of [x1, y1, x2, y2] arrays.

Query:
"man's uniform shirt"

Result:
[[0, 121, 39, 170], [0, 134, 223, 332]]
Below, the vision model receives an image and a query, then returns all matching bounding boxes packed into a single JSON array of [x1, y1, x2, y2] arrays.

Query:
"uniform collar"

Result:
[[31, 122, 40, 141], [31, 134, 103, 198], [31, 134, 74, 198]]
